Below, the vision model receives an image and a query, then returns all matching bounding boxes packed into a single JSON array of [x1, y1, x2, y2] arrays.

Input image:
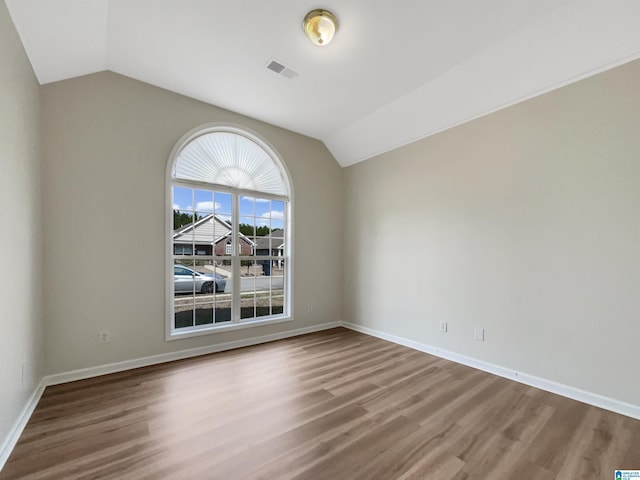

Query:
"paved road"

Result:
[[175, 276, 283, 301]]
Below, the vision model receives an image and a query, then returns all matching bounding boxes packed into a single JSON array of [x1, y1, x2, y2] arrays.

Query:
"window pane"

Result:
[[241, 293, 256, 319], [240, 260, 256, 320], [255, 269, 270, 292], [240, 195, 255, 216], [272, 296, 284, 316], [241, 260, 253, 283], [174, 259, 195, 329], [256, 290, 270, 318], [193, 212, 214, 256], [254, 198, 271, 222], [215, 300, 232, 323], [239, 238, 252, 257], [254, 238, 269, 259], [270, 200, 285, 230], [173, 186, 193, 212], [193, 259, 215, 295], [256, 259, 269, 276], [213, 261, 229, 297], [174, 259, 195, 295], [173, 209, 195, 231], [216, 258, 231, 295], [215, 258, 232, 323], [174, 305, 195, 329], [271, 229, 285, 257], [194, 190, 214, 213], [240, 216, 255, 235], [194, 303, 214, 326], [215, 191, 232, 217], [272, 258, 285, 292], [173, 209, 195, 255]]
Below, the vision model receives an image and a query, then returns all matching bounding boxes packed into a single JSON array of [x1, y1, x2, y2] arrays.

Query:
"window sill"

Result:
[[166, 315, 293, 341]]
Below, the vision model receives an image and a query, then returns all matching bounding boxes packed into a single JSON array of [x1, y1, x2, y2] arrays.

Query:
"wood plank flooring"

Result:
[[2, 327, 639, 479]]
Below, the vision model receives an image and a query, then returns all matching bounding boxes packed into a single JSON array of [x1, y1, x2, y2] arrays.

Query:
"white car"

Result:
[[174, 265, 226, 294]]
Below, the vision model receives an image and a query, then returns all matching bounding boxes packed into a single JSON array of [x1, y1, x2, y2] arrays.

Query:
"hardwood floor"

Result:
[[2, 327, 639, 479]]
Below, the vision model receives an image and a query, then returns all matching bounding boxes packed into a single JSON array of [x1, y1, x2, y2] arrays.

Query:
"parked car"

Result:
[[174, 265, 226, 294]]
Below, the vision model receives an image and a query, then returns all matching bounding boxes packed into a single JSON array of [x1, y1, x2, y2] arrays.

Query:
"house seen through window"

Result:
[[167, 127, 291, 337]]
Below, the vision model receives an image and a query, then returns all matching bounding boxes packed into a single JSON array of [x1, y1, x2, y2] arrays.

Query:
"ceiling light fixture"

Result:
[[303, 9, 338, 46]]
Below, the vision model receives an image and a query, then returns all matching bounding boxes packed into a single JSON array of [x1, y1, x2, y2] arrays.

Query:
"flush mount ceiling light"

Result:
[[303, 9, 338, 46]]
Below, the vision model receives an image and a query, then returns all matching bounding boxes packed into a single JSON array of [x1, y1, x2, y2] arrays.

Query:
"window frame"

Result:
[[165, 124, 294, 341]]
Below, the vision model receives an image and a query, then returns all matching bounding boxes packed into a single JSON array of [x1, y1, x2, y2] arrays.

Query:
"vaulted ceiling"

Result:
[[6, 1, 640, 166]]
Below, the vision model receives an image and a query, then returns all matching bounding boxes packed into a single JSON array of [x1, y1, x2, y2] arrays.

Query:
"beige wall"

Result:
[[344, 59, 640, 406], [41, 72, 343, 374], [0, 0, 43, 447]]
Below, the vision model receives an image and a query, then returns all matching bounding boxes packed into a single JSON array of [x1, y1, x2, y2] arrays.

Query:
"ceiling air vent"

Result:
[[266, 59, 298, 79]]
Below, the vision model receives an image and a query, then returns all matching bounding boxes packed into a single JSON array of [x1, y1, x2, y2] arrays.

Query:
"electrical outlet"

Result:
[[21, 361, 26, 383], [98, 331, 111, 344], [439, 321, 448, 333], [307, 304, 313, 313], [474, 328, 485, 342]]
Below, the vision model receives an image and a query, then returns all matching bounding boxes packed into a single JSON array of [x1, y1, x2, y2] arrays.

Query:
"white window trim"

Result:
[[165, 123, 294, 341]]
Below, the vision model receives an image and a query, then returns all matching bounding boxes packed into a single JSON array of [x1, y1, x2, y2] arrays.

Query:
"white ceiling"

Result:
[[6, 0, 640, 166]]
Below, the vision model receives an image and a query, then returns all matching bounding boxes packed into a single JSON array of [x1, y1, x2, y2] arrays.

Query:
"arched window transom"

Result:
[[173, 131, 288, 195]]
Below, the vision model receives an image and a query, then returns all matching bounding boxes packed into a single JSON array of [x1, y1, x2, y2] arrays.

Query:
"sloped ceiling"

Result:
[[6, 0, 640, 166]]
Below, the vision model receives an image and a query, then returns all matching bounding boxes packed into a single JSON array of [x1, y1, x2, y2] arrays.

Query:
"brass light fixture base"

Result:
[[303, 9, 339, 46]]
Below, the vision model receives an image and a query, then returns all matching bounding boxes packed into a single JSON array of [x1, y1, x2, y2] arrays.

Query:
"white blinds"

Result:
[[173, 131, 287, 196]]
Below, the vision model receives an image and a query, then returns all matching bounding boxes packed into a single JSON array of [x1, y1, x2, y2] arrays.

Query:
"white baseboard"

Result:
[[342, 321, 640, 420], [0, 378, 46, 472], [45, 321, 341, 386], [0, 321, 341, 472]]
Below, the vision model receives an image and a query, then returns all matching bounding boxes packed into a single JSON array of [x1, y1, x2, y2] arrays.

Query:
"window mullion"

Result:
[[283, 201, 288, 316], [231, 193, 241, 322]]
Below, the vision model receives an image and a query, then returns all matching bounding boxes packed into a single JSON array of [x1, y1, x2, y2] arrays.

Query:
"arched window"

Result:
[[166, 125, 292, 338]]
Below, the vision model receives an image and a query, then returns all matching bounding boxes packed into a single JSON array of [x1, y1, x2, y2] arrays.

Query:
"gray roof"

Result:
[[173, 214, 254, 246], [254, 229, 284, 250]]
